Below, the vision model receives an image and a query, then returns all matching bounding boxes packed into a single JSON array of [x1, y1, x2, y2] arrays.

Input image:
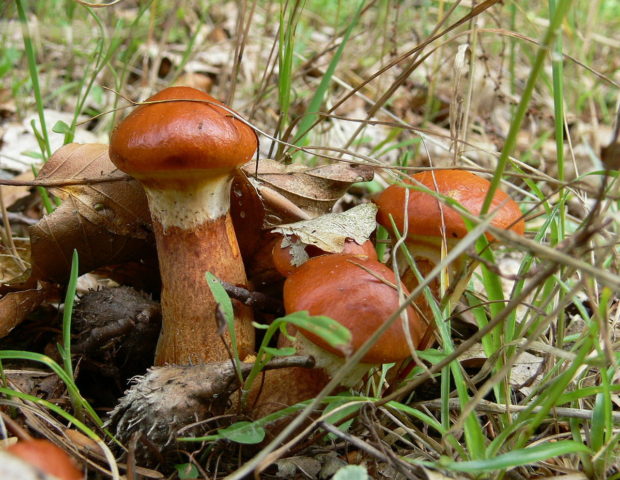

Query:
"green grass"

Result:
[[1, 0, 619, 478]]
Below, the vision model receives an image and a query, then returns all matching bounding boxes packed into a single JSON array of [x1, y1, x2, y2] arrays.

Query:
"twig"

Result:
[[220, 280, 284, 316], [317, 421, 392, 465], [0, 212, 38, 226], [419, 398, 620, 423]]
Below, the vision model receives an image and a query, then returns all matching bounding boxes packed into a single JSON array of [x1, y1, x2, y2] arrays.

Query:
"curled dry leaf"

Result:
[[230, 170, 265, 258], [28, 144, 154, 282], [242, 159, 374, 225], [272, 203, 378, 255], [0, 285, 54, 338]]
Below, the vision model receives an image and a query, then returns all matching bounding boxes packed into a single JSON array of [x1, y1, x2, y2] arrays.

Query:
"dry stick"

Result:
[[219, 280, 284, 316], [317, 421, 417, 480], [421, 398, 620, 423], [317, 421, 393, 464]]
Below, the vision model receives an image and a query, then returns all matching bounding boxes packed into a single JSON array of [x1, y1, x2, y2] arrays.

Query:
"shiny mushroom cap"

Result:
[[6, 439, 83, 480], [272, 236, 378, 278], [109, 86, 257, 182], [283, 254, 426, 364], [375, 169, 525, 241]]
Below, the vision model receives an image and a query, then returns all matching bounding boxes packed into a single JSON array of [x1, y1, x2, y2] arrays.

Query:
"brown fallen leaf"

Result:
[[242, 159, 374, 224], [28, 144, 154, 282], [40, 143, 151, 239], [272, 203, 378, 254], [1, 171, 35, 210], [0, 285, 54, 338], [0, 238, 31, 285], [29, 198, 155, 283], [230, 170, 265, 258], [601, 106, 620, 170]]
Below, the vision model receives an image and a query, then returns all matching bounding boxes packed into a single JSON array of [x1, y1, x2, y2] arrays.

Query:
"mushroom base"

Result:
[[294, 333, 372, 388]]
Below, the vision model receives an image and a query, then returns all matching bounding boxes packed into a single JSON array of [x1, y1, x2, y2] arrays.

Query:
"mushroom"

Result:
[[109, 86, 256, 365], [271, 235, 377, 278], [4, 439, 83, 480], [375, 169, 525, 311], [284, 254, 427, 384], [247, 253, 427, 417]]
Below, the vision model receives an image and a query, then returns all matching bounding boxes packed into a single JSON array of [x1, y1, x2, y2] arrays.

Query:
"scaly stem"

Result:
[[153, 212, 254, 365]]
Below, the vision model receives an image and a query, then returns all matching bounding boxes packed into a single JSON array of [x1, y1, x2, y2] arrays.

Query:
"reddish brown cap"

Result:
[[272, 236, 378, 278], [375, 170, 525, 241], [283, 254, 426, 364], [109, 87, 257, 178], [7, 439, 83, 480]]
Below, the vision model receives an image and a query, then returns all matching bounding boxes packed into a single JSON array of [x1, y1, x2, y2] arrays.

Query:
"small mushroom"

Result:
[[375, 169, 525, 309], [248, 254, 427, 417], [271, 235, 377, 278], [3, 439, 83, 480], [109, 86, 256, 365]]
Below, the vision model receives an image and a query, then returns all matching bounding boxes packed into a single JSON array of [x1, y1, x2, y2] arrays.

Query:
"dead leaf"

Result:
[[275, 456, 321, 479], [39, 143, 151, 239], [601, 142, 620, 170], [1, 171, 35, 209], [230, 170, 265, 258], [29, 199, 155, 283], [602, 106, 620, 170], [0, 238, 31, 285], [272, 203, 378, 253], [509, 351, 544, 396], [0, 286, 52, 338], [242, 159, 374, 224], [0, 88, 16, 118], [173, 72, 213, 92], [28, 144, 155, 282]]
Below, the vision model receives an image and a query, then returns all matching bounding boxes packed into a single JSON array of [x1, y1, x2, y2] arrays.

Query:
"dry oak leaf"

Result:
[[0, 285, 53, 338], [272, 203, 378, 255], [28, 143, 154, 282], [40, 143, 151, 238], [242, 159, 374, 224]]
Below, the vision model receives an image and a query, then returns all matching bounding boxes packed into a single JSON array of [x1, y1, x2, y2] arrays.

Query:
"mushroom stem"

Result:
[[152, 210, 254, 365], [138, 174, 254, 365]]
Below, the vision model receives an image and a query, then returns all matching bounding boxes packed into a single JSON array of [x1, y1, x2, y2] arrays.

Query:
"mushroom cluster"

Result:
[[105, 86, 526, 453]]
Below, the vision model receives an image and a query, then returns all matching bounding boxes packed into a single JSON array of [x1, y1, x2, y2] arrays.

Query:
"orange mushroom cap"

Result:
[[375, 170, 525, 241], [272, 236, 378, 278], [109, 86, 257, 180], [7, 439, 83, 480], [283, 254, 426, 364]]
